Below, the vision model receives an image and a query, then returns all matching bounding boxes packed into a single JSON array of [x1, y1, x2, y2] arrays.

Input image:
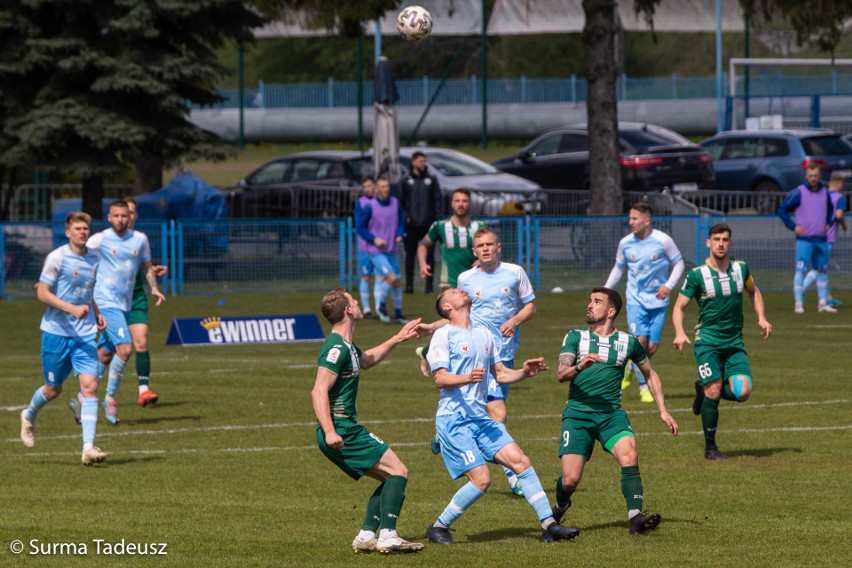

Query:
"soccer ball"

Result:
[[397, 5, 432, 42]]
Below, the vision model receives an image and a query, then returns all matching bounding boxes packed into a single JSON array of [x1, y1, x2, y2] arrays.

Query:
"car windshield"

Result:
[[423, 151, 501, 176], [800, 135, 852, 156]]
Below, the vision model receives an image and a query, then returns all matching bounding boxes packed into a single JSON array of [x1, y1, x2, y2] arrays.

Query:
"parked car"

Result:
[[492, 122, 715, 192], [219, 150, 369, 219], [221, 147, 544, 220], [395, 147, 543, 216], [700, 128, 852, 193]]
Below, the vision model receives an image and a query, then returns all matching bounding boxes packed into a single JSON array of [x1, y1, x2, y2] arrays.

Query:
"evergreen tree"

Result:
[[0, 0, 265, 218]]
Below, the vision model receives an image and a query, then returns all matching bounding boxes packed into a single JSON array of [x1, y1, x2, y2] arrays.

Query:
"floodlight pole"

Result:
[[481, 0, 488, 149], [715, 0, 723, 133], [238, 46, 245, 149]]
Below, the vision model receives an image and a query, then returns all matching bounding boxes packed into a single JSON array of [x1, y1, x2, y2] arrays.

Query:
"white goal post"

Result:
[[728, 57, 852, 130]]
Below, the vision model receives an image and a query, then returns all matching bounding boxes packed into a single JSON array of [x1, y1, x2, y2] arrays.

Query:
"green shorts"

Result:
[[316, 419, 389, 480], [128, 290, 149, 326], [559, 408, 634, 460], [693, 344, 752, 385]]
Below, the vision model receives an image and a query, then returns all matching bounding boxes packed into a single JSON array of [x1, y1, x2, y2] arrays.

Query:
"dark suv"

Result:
[[492, 122, 715, 192]]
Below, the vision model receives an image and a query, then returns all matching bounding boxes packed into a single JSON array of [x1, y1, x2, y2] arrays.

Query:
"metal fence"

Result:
[[208, 71, 852, 109], [3, 214, 850, 299]]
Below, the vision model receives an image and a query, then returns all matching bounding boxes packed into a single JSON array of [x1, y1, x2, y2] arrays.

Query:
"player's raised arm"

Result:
[[360, 318, 422, 369]]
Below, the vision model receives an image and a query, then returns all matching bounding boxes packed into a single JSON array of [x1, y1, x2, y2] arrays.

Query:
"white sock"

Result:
[[357, 530, 375, 541], [378, 529, 397, 540], [138, 385, 149, 395]]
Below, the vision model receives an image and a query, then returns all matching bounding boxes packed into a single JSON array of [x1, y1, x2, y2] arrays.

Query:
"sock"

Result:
[[802, 269, 817, 292], [515, 467, 553, 525], [81, 397, 98, 448], [793, 271, 804, 305], [357, 530, 376, 541], [721, 382, 737, 401], [504, 466, 518, 488], [374, 280, 390, 313], [136, 351, 150, 390], [436, 481, 486, 528], [555, 475, 575, 509], [106, 357, 127, 398], [621, 465, 644, 517], [97, 361, 106, 381], [359, 278, 372, 313], [378, 475, 407, 531], [701, 397, 721, 448], [362, 483, 383, 532], [391, 286, 403, 316], [25, 387, 50, 421], [633, 362, 648, 388], [816, 272, 829, 304]]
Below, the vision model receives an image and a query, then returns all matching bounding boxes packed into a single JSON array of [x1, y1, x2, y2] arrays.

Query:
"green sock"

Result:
[[555, 475, 574, 509], [136, 351, 150, 386], [721, 380, 738, 401], [620, 465, 643, 513], [701, 397, 721, 447], [362, 483, 383, 532], [379, 475, 407, 531]]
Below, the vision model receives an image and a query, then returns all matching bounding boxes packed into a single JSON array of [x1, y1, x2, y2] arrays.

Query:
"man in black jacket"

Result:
[[401, 151, 443, 294]]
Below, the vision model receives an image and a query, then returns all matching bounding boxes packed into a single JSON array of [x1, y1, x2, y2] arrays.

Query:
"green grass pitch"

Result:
[[0, 291, 849, 567]]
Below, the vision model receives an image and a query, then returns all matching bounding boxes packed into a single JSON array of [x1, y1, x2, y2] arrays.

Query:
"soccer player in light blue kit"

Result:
[[422, 288, 579, 545], [87, 200, 165, 424], [604, 203, 684, 403], [19, 211, 108, 465], [456, 226, 537, 494]]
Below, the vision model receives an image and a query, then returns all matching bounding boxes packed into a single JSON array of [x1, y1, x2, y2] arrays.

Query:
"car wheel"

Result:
[[752, 181, 781, 214]]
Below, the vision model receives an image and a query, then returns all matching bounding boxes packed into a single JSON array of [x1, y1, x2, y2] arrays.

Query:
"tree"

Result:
[[0, 0, 264, 219], [583, 0, 659, 215]]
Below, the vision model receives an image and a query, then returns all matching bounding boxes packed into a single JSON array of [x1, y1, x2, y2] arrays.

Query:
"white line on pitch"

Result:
[[2, 399, 847, 445], [13, 424, 852, 459]]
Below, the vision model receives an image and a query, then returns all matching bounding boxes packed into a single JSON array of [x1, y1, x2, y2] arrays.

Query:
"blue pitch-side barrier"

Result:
[[2, 215, 850, 298]]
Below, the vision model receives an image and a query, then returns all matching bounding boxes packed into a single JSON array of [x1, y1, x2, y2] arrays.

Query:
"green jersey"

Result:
[[426, 218, 482, 287], [560, 328, 647, 412], [317, 332, 363, 422], [678, 260, 752, 346]]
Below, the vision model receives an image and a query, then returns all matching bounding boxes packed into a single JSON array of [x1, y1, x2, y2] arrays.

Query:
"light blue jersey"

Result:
[[88, 228, 152, 311], [457, 262, 534, 362], [609, 229, 682, 309], [39, 245, 99, 338], [427, 324, 498, 419]]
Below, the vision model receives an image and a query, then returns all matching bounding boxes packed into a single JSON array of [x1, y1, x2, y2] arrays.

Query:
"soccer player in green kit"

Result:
[[553, 287, 678, 535], [672, 223, 772, 460], [311, 288, 424, 554], [414, 188, 481, 378]]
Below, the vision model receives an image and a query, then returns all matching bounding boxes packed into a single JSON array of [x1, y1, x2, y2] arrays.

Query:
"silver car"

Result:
[[395, 147, 544, 217]]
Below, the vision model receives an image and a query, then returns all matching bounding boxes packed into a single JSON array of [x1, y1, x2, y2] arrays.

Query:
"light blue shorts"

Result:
[[357, 250, 374, 277], [371, 252, 401, 279], [41, 332, 99, 385], [97, 308, 132, 353], [796, 239, 829, 272], [486, 359, 514, 402], [436, 413, 515, 479], [626, 304, 667, 344]]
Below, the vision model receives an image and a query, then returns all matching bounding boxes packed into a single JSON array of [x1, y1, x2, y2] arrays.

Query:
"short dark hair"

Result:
[[708, 223, 732, 238], [631, 202, 652, 216], [591, 287, 622, 318], [435, 289, 451, 319], [452, 188, 471, 199], [122, 196, 138, 207], [360, 175, 374, 184], [411, 151, 426, 160], [109, 199, 129, 211]]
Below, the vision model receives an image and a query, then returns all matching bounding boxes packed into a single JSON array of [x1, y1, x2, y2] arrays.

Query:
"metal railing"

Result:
[[203, 71, 852, 110]]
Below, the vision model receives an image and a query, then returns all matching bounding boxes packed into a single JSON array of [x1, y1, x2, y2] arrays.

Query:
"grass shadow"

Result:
[[723, 447, 803, 458]]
